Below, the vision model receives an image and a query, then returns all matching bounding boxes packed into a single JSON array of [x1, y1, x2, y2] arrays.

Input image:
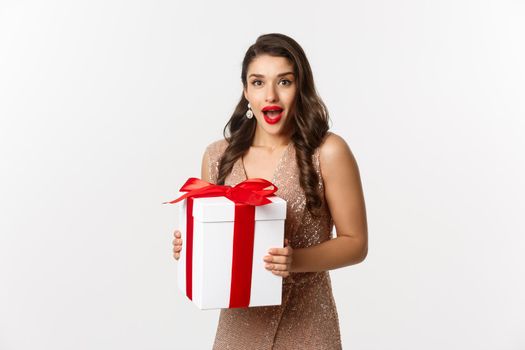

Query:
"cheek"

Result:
[[285, 89, 297, 105], [285, 98, 296, 112]]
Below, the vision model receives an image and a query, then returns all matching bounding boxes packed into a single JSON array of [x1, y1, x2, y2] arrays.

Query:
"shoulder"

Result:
[[319, 132, 353, 161], [204, 138, 229, 161], [318, 132, 359, 178], [205, 138, 228, 154], [201, 138, 229, 183]]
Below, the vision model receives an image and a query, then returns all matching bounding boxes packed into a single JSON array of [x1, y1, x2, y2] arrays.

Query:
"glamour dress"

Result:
[[206, 135, 342, 350]]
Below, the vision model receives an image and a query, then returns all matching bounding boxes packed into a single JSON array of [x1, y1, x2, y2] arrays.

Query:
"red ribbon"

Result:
[[164, 177, 278, 308]]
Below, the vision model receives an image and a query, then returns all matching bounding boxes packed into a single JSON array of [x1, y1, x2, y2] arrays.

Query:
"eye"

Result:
[[279, 79, 293, 86], [251, 80, 263, 86]]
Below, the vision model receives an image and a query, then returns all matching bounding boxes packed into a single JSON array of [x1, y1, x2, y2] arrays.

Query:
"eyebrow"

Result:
[[248, 71, 294, 78]]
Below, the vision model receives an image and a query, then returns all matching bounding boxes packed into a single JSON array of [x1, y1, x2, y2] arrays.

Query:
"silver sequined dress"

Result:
[[206, 134, 342, 350]]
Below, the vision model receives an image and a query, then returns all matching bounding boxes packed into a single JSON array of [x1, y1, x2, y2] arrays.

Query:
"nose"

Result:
[[265, 84, 278, 103]]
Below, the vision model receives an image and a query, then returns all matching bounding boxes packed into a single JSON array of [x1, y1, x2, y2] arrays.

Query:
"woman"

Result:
[[172, 33, 368, 349]]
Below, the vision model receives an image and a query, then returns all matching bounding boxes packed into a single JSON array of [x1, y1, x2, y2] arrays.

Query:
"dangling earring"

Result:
[[245, 102, 253, 119]]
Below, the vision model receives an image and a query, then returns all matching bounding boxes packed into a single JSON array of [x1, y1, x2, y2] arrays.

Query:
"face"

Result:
[[243, 54, 297, 137]]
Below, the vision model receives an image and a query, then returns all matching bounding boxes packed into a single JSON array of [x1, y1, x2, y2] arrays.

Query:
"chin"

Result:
[[260, 122, 287, 135]]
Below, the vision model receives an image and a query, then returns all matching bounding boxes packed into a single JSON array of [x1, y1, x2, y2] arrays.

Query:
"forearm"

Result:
[[290, 235, 367, 273]]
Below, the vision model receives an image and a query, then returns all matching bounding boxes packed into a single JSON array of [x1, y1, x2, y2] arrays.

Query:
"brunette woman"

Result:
[[173, 33, 368, 349]]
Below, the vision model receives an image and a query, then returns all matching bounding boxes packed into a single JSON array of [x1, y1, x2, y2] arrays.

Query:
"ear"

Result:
[[243, 87, 248, 101]]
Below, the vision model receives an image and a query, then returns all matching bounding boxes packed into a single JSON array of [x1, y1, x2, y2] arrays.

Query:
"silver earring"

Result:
[[246, 103, 253, 119]]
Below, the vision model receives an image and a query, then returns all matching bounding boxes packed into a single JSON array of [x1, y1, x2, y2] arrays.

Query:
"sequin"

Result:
[[206, 134, 342, 349]]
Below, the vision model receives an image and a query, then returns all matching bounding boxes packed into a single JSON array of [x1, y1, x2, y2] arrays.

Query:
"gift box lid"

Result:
[[191, 196, 286, 222]]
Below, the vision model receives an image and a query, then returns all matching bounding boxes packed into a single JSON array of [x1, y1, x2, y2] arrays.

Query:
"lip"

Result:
[[262, 105, 284, 112], [263, 111, 283, 125], [262, 105, 284, 125]]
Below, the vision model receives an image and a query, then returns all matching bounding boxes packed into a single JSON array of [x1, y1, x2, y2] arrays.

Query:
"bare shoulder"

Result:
[[319, 132, 356, 165], [318, 132, 360, 184]]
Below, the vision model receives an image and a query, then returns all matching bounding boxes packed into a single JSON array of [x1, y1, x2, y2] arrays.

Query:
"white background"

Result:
[[1, 1, 524, 349]]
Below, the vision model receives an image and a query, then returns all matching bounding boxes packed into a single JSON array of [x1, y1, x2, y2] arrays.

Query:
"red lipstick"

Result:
[[262, 105, 284, 125]]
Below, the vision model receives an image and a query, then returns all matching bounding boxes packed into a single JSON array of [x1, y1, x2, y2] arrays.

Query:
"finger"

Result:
[[174, 230, 181, 238], [174, 245, 182, 252], [264, 255, 290, 264], [265, 263, 289, 271], [271, 270, 289, 277], [172, 238, 183, 246], [173, 252, 180, 260], [268, 247, 292, 256]]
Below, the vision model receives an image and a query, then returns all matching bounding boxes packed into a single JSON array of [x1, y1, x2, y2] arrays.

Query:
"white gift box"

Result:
[[176, 195, 287, 310]]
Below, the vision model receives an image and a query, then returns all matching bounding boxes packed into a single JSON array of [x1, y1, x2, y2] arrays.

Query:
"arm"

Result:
[[290, 133, 368, 272]]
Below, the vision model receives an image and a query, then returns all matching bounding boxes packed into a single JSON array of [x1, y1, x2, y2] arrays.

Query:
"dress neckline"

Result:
[[241, 142, 292, 184]]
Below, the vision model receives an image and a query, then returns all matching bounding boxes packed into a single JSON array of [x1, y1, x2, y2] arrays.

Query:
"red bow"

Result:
[[163, 177, 278, 206]]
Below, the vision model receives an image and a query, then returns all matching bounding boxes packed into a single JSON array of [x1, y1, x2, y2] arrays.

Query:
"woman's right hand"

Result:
[[172, 230, 183, 260]]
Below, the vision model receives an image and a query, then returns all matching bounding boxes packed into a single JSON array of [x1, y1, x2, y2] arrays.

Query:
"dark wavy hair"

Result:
[[217, 33, 330, 215]]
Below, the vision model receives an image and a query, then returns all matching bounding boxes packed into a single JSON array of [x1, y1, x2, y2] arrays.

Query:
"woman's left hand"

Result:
[[264, 239, 294, 277]]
